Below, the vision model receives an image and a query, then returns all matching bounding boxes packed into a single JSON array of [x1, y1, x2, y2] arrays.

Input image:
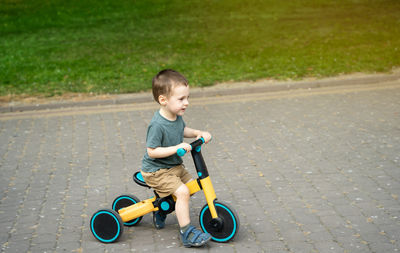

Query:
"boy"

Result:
[[141, 69, 212, 247]]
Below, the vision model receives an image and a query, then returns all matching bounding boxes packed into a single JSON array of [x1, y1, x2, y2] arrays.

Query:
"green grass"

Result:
[[1, 0, 400, 97]]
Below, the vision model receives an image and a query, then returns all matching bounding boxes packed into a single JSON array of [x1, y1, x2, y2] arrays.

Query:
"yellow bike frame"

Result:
[[118, 176, 218, 222]]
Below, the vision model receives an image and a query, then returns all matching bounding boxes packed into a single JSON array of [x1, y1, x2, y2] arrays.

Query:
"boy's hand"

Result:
[[197, 131, 212, 144], [177, 142, 192, 153]]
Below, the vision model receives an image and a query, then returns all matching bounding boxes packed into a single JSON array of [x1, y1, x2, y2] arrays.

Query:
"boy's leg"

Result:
[[173, 184, 191, 227], [174, 183, 211, 247], [143, 165, 210, 246], [142, 165, 192, 230], [173, 165, 193, 227]]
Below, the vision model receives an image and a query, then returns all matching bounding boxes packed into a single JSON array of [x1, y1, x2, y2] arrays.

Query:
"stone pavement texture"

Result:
[[0, 73, 399, 252]]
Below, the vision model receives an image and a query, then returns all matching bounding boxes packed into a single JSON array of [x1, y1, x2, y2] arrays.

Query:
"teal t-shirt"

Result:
[[141, 110, 186, 173]]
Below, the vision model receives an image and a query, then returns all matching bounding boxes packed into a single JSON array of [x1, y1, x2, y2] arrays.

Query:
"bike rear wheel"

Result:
[[90, 209, 123, 243], [112, 194, 143, 226]]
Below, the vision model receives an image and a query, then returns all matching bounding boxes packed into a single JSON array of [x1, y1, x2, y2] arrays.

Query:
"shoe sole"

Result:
[[183, 235, 211, 248]]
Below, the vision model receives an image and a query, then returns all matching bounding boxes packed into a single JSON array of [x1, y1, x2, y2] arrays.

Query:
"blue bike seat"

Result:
[[133, 171, 150, 188]]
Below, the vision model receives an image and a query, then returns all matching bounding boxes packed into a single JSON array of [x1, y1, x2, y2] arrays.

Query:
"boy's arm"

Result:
[[147, 143, 191, 159], [147, 128, 212, 159], [184, 127, 212, 143]]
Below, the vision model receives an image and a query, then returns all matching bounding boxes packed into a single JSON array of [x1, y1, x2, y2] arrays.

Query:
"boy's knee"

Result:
[[174, 184, 190, 199]]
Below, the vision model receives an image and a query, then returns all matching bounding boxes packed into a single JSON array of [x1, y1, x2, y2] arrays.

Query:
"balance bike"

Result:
[[90, 137, 240, 243]]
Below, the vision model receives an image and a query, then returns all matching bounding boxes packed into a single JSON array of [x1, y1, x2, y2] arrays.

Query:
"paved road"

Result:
[[0, 79, 399, 252]]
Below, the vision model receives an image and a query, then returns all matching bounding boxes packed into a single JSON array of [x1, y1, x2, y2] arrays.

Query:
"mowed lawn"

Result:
[[1, 0, 399, 97]]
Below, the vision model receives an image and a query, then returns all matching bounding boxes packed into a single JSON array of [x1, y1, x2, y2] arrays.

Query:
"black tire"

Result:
[[199, 201, 240, 242], [112, 194, 143, 226], [90, 209, 123, 243]]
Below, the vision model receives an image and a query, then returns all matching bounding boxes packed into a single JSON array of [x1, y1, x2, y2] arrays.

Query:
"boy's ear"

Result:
[[158, 95, 167, 105]]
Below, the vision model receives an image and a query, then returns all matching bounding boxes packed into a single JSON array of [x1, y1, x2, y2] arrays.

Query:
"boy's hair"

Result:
[[152, 69, 188, 104]]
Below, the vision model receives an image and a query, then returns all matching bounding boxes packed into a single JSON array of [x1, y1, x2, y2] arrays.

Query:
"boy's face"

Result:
[[162, 84, 190, 116]]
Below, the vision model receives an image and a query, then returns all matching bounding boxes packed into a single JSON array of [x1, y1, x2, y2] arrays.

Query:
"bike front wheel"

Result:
[[199, 201, 240, 242]]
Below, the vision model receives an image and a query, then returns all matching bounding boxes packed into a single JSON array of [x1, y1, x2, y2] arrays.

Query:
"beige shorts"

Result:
[[141, 164, 192, 198]]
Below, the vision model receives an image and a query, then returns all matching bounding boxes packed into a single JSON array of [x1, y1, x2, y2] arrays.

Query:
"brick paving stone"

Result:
[[314, 241, 344, 253], [0, 78, 399, 252], [286, 241, 316, 253], [259, 240, 289, 253]]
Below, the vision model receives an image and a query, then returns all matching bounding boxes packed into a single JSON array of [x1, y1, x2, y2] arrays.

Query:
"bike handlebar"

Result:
[[177, 137, 205, 157]]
